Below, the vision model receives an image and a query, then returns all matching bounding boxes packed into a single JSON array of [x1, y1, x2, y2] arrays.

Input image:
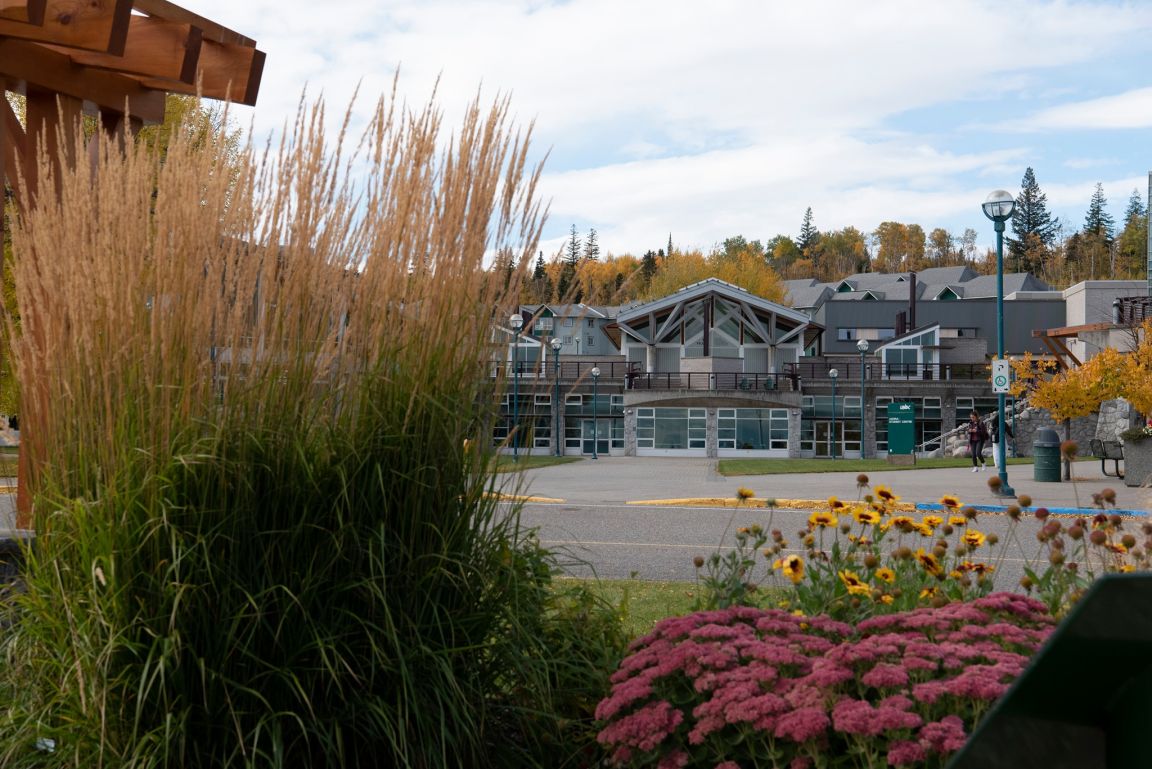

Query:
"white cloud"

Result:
[[1012, 87, 1152, 131], [184, 0, 1152, 257]]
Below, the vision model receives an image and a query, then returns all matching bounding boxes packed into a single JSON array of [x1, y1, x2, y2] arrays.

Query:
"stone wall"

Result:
[[941, 405, 1105, 458]]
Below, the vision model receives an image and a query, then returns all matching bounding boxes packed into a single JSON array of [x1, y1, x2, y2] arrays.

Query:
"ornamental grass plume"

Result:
[[597, 596, 1054, 768], [0, 90, 619, 768]]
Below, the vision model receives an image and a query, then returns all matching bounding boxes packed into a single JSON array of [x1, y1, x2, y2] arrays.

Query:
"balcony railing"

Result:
[[627, 372, 798, 392], [784, 362, 990, 382]]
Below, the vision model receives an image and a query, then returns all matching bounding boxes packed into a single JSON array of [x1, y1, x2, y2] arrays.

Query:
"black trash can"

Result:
[[1033, 428, 1062, 482]]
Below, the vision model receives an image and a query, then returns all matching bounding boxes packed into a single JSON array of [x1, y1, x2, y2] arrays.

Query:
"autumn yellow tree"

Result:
[[1011, 328, 1152, 457], [640, 248, 785, 303]]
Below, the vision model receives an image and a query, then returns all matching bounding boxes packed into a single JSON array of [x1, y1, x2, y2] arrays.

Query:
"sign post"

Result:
[[992, 359, 1011, 394]]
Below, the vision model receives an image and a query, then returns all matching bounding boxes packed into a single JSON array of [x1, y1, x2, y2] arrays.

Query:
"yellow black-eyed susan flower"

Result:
[[963, 529, 987, 549], [915, 548, 943, 576], [773, 555, 805, 583], [809, 511, 838, 528]]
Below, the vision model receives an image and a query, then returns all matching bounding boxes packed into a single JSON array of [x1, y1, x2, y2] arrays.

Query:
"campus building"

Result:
[[498, 271, 1143, 460]]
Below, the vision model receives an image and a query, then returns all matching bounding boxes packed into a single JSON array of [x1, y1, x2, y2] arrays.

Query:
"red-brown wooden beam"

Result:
[[0, 0, 46, 24], [132, 0, 255, 47], [133, 38, 264, 106], [0, 0, 131, 54], [45, 15, 203, 84], [0, 38, 166, 123]]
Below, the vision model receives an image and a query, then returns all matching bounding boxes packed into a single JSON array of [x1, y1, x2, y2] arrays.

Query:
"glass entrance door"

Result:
[[814, 421, 840, 458], [581, 419, 610, 455]]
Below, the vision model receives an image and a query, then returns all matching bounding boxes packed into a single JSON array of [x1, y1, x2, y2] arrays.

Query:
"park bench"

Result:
[[1090, 438, 1124, 478]]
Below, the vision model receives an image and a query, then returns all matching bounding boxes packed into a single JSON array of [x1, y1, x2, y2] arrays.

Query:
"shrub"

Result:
[[0, 90, 611, 769], [597, 595, 1054, 768]]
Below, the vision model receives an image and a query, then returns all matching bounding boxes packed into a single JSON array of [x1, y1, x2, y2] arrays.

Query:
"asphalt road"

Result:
[[519, 499, 1071, 590], [511, 456, 1150, 590]]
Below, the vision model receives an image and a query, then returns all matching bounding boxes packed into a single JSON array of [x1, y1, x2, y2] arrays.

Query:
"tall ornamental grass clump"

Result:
[[0, 92, 610, 768]]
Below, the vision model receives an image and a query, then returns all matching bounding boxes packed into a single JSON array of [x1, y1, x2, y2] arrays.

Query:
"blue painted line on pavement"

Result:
[[915, 503, 1147, 517]]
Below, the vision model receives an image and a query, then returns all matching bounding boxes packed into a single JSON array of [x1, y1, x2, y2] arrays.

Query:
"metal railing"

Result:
[[627, 371, 798, 392], [785, 362, 990, 382]]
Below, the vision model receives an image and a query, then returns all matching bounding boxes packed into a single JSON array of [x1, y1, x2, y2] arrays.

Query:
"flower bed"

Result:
[[597, 594, 1054, 768]]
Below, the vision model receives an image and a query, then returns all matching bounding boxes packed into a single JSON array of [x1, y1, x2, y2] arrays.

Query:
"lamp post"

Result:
[[856, 340, 869, 458], [510, 313, 523, 462], [1010, 356, 1018, 458], [551, 338, 563, 457], [590, 366, 601, 460], [829, 368, 839, 460], [982, 190, 1017, 497]]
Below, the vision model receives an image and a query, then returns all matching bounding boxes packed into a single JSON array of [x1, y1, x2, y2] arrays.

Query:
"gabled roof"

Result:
[[958, 274, 1049, 298], [915, 266, 977, 284], [933, 285, 964, 300], [547, 302, 608, 319], [831, 289, 885, 301], [786, 285, 832, 310], [617, 278, 810, 325]]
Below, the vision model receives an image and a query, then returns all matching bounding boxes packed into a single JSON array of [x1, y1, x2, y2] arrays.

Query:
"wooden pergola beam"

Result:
[[0, 0, 46, 24], [44, 15, 203, 84], [132, 39, 264, 106], [0, 0, 131, 54], [0, 38, 166, 123], [132, 0, 255, 47]]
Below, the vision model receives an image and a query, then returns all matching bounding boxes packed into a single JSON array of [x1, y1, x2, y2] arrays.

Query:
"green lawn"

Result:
[[560, 577, 788, 638], [718, 456, 1036, 476], [556, 577, 697, 637], [494, 455, 583, 472]]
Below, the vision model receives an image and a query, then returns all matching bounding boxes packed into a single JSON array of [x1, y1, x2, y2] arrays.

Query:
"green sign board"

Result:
[[887, 402, 916, 455]]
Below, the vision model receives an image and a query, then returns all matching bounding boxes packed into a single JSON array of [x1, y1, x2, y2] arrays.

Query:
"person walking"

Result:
[[990, 414, 1013, 468], [966, 411, 989, 472]]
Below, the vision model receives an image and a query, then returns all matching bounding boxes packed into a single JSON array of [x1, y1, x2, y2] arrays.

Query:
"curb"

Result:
[[915, 503, 1147, 518]]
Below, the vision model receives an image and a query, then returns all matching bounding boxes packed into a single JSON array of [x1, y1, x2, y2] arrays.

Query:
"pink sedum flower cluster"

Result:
[[597, 594, 1053, 768]]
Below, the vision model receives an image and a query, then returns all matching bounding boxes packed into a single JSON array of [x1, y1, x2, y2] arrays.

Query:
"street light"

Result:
[[510, 313, 523, 462], [983, 190, 1017, 497], [551, 338, 563, 457], [856, 339, 869, 458], [590, 366, 601, 460], [829, 368, 839, 460], [1009, 356, 1018, 458]]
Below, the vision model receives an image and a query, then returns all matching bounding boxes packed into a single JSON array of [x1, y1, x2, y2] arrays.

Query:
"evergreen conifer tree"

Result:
[[565, 224, 581, 265], [1008, 167, 1059, 275], [584, 227, 600, 261], [797, 207, 819, 254], [1074, 183, 1115, 279], [1083, 183, 1115, 241], [640, 249, 658, 284], [1117, 188, 1147, 279]]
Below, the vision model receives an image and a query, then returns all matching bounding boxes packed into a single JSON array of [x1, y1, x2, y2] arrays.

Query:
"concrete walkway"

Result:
[[517, 457, 1150, 515]]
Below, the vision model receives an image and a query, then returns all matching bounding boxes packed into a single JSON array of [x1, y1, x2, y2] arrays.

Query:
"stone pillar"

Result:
[[646, 344, 657, 373], [706, 408, 718, 458], [788, 408, 803, 458], [624, 408, 637, 456]]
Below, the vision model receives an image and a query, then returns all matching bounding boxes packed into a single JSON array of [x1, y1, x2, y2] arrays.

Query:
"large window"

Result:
[[636, 407, 706, 450], [718, 408, 789, 450], [879, 328, 939, 379], [800, 396, 861, 455]]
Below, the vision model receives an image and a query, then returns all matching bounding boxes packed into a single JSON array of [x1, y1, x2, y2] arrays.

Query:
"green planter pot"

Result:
[[1122, 439, 1152, 487]]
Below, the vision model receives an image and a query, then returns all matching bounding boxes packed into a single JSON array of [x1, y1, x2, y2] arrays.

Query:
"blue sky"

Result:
[[194, 0, 1152, 261]]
